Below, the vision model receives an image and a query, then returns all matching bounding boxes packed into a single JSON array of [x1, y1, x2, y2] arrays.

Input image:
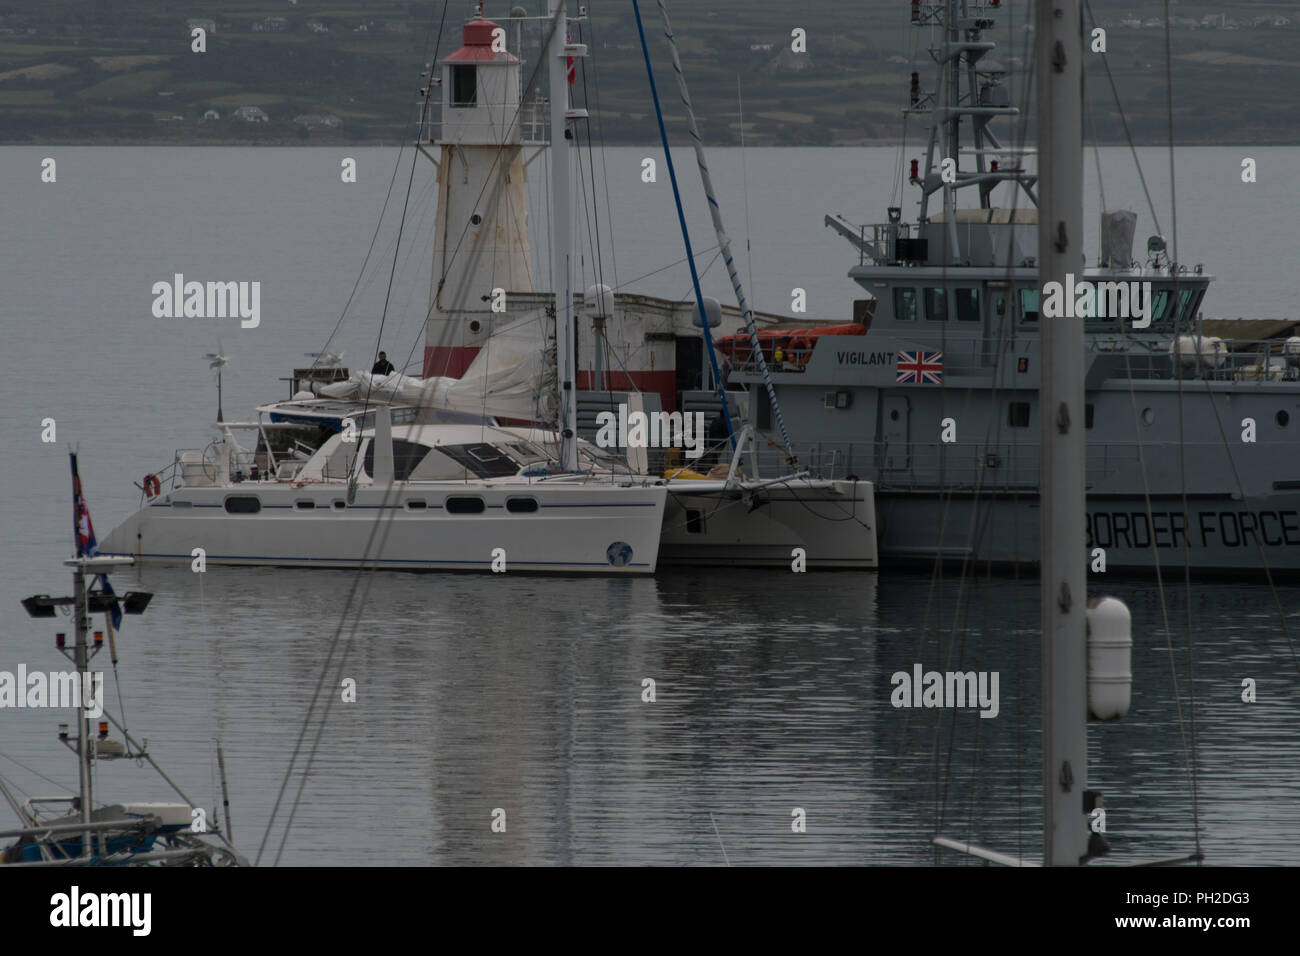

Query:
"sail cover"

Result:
[[318, 316, 556, 422]]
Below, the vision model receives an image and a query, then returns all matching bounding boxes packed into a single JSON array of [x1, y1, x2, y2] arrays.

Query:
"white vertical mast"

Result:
[[547, 0, 578, 471], [1036, 0, 1088, 866]]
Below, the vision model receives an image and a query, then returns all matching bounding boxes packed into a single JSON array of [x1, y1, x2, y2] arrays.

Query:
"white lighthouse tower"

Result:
[[424, 11, 535, 379]]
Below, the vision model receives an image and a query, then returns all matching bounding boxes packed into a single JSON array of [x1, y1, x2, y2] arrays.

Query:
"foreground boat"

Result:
[[4, 455, 245, 866]]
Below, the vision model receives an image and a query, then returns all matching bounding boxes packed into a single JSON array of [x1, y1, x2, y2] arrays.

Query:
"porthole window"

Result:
[[506, 497, 538, 513], [224, 496, 261, 514], [332, 500, 346, 510], [1277, 410, 1290, 428], [295, 500, 315, 510], [1142, 407, 1155, 425], [445, 496, 486, 514]]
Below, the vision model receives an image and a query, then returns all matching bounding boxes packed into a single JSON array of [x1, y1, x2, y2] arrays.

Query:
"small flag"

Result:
[[896, 349, 944, 385], [71, 453, 122, 630]]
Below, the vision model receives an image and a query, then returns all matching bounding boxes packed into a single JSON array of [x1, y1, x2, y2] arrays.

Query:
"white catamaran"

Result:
[[101, 1, 876, 574]]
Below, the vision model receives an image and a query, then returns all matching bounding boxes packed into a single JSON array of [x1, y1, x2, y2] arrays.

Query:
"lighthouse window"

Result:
[[955, 288, 980, 322], [451, 65, 477, 107], [924, 287, 947, 321], [893, 287, 918, 322], [1019, 288, 1039, 322]]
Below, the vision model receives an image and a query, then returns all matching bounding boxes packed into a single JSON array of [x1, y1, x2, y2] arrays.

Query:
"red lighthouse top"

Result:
[[446, 18, 518, 63]]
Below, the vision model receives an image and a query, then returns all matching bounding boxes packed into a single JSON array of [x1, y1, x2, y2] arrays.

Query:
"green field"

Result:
[[0, 0, 1296, 144]]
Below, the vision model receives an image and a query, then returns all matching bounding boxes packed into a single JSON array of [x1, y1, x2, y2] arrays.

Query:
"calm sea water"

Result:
[[1, 146, 1298, 865]]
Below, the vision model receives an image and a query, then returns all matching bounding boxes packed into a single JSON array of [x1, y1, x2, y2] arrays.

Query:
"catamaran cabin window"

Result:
[[438, 443, 520, 479], [924, 287, 947, 321], [224, 496, 261, 514], [445, 496, 486, 514], [322, 441, 354, 480], [955, 288, 980, 322], [451, 65, 477, 107], [894, 287, 919, 322], [1019, 288, 1039, 322], [363, 438, 440, 482]]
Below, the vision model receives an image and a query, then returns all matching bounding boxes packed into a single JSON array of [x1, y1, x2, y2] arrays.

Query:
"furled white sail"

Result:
[[318, 318, 556, 422]]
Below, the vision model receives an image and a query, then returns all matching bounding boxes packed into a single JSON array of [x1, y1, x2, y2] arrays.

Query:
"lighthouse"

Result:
[[424, 13, 535, 379]]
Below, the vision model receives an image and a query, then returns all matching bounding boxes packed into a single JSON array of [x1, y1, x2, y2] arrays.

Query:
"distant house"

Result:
[[306, 19, 328, 34], [384, 22, 408, 34], [292, 113, 342, 129], [252, 17, 288, 33], [203, 109, 220, 120], [233, 106, 270, 122], [768, 47, 812, 75], [187, 18, 216, 34]]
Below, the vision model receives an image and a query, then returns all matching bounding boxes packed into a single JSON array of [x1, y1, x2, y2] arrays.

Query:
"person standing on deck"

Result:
[[371, 351, 395, 375]]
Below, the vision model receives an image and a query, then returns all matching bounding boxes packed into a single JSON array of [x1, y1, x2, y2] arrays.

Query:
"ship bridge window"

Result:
[[893, 287, 919, 322], [1176, 288, 1197, 321], [224, 495, 261, 514], [438, 443, 521, 479], [1019, 288, 1039, 322], [451, 65, 477, 108], [955, 288, 980, 322], [924, 287, 947, 321], [1150, 289, 1176, 324]]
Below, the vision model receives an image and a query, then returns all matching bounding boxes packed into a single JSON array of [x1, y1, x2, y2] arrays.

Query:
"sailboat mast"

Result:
[[547, 0, 578, 472], [1035, 0, 1088, 866]]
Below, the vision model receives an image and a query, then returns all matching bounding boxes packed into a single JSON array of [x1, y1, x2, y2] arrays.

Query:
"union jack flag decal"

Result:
[[896, 350, 943, 384]]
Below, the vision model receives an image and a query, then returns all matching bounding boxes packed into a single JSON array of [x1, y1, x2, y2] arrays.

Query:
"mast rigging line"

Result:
[[630, 0, 737, 454], [641, 0, 803, 465], [258, 2, 454, 866]]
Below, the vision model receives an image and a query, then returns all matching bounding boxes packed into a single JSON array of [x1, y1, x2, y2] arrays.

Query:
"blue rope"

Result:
[[648, 0, 798, 465], [631, 0, 736, 452]]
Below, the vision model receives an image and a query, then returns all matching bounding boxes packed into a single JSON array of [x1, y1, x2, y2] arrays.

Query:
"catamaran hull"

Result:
[[659, 479, 878, 569], [101, 483, 668, 574], [876, 489, 1300, 573]]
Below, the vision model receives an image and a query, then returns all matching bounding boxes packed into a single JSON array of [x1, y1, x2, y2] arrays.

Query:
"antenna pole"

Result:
[[1036, 0, 1088, 866], [72, 559, 93, 859]]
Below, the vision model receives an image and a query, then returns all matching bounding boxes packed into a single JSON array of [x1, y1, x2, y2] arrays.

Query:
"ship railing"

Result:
[[858, 222, 913, 266], [1172, 338, 1300, 383]]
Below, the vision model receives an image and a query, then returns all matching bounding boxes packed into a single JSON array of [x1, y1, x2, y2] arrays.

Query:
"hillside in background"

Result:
[[0, 0, 1296, 145]]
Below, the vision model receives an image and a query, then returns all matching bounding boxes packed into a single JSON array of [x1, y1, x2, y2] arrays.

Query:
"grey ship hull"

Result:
[[876, 489, 1300, 572]]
